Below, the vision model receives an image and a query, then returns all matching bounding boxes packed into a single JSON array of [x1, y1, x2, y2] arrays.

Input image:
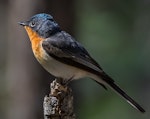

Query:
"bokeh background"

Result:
[[0, 0, 149, 119]]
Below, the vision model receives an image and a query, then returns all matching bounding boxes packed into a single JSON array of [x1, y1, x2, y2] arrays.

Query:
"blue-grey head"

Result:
[[19, 13, 61, 38]]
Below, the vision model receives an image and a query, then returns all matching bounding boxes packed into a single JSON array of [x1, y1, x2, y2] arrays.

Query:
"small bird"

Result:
[[19, 13, 145, 113]]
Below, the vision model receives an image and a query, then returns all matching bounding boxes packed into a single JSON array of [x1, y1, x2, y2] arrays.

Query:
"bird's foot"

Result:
[[56, 77, 73, 86]]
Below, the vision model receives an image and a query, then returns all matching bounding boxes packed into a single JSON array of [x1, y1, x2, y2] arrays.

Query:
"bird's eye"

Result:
[[30, 21, 36, 27]]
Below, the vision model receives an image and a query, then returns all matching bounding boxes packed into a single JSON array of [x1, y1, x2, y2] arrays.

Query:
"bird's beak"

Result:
[[18, 21, 28, 26]]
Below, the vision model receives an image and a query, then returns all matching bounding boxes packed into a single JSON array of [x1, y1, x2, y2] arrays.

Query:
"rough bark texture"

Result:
[[43, 79, 76, 119]]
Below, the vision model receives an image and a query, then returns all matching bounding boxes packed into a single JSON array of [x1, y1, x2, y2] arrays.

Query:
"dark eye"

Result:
[[30, 21, 36, 27]]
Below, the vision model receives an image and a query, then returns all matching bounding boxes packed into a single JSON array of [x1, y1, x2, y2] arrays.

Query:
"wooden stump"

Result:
[[43, 79, 76, 119]]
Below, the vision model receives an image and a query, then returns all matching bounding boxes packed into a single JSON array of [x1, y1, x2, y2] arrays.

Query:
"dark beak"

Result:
[[18, 21, 28, 26]]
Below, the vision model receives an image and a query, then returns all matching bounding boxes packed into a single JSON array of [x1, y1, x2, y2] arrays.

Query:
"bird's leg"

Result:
[[56, 76, 74, 86], [63, 76, 74, 86]]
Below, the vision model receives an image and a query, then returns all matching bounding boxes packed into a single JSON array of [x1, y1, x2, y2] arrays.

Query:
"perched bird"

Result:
[[19, 13, 145, 113]]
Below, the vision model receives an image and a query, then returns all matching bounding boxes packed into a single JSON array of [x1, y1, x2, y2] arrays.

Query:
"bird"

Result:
[[19, 13, 145, 113]]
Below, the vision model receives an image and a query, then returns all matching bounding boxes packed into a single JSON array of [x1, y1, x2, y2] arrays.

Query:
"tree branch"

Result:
[[43, 79, 76, 119]]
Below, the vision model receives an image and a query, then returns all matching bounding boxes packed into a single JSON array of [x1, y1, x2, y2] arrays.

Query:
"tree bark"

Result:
[[43, 79, 76, 119]]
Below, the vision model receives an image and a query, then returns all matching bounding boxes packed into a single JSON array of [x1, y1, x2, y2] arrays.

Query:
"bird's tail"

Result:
[[96, 72, 145, 113], [107, 81, 145, 113]]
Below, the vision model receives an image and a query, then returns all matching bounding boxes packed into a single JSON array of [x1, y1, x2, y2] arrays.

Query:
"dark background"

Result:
[[0, 0, 149, 119]]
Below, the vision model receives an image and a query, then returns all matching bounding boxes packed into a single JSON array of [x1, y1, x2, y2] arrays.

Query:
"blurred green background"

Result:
[[0, 0, 149, 119]]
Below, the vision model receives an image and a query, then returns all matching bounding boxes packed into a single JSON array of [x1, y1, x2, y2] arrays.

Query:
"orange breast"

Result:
[[24, 26, 45, 62]]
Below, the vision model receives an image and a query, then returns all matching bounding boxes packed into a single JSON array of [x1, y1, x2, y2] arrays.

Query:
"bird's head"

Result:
[[19, 13, 61, 38]]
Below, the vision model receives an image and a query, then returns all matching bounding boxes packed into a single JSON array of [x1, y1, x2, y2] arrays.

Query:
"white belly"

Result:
[[38, 54, 88, 80]]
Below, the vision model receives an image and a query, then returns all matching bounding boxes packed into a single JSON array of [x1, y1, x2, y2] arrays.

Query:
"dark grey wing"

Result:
[[42, 31, 103, 73], [42, 31, 114, 86]]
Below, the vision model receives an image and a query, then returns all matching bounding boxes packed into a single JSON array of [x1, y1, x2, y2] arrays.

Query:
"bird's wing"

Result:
[[42, 31, 114, 84]]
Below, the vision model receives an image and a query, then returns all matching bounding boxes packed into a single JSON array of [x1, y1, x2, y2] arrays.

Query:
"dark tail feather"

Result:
[[108, 82, 145, 113], [99, 73, 145, 113]]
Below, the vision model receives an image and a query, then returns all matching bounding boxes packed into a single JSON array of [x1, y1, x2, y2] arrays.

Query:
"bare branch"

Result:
[[43, 79, 76, 119]]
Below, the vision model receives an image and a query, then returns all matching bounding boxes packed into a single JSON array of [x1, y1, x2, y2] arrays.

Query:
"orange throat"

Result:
[[24, 26, 45, 61]]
